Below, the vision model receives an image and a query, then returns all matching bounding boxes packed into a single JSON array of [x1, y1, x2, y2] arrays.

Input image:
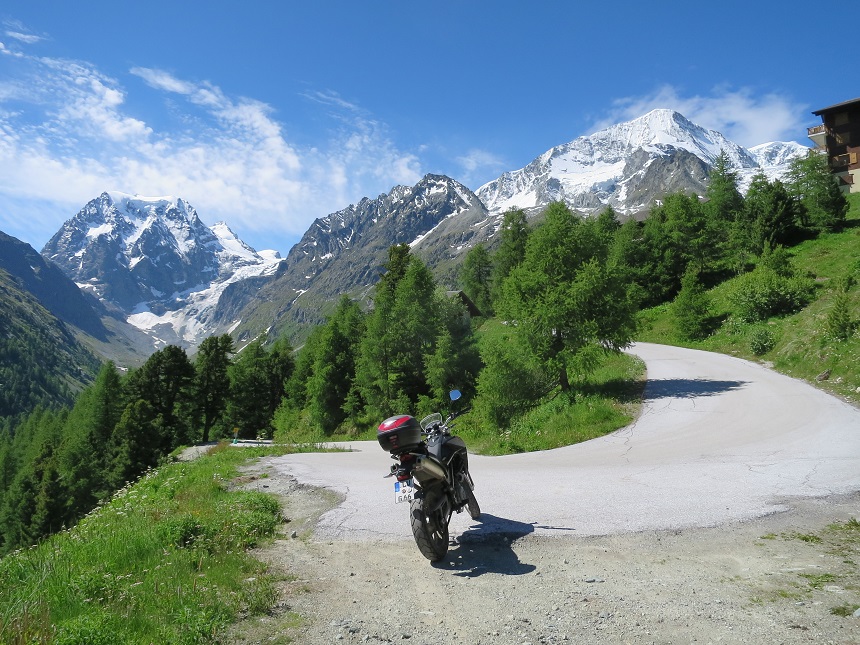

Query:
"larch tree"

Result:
[[490, 208, 530, 305], [460, 243, 493, 316], [785, 151, 848, 233], [498, 202, 637, 397], [194, 334, 234, 443]]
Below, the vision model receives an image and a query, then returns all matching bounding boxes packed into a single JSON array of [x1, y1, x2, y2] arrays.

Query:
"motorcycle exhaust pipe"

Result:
[[411, 456, 447, 484]]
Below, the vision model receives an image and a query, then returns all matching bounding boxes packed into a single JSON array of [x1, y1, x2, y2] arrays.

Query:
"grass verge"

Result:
[[0, 443, 287, 645]]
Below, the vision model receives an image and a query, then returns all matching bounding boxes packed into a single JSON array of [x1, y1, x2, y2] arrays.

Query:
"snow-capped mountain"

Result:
[[39, 109, 812, 355], [748, 140, 810, 169], [476, 109, 808, 217], [42, 192, 282, 348]]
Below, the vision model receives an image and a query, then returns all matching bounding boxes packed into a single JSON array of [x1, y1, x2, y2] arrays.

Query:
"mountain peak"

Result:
[[42, 193, 282, 348], [477, 108, 805, 215]]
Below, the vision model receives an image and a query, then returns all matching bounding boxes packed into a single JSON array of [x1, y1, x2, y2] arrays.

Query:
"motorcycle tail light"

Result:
[[396, 454, 414, 481]]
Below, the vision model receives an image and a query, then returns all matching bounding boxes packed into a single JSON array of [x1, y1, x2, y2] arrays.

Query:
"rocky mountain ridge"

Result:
[[219, 174, 491, 342]]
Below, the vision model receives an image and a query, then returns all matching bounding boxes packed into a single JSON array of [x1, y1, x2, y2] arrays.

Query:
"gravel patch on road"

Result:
[[222, 459, 860, 645]]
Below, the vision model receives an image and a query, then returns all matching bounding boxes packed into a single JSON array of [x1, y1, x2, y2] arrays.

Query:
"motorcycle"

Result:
[[377, 390, 480, 561]]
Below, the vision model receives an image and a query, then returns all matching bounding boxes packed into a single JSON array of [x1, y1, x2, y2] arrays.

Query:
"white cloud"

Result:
[[0, 55, 424, 253], [130, 67, 197, 95], [591, 85, 808, 148]]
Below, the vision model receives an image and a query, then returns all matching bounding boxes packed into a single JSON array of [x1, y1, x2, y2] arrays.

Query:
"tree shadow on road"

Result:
[[432, 513, 538, 577], [645, 378, 748, 400]]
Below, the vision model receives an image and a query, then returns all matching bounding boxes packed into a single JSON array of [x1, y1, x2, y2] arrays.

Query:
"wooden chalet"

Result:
[[809, 97, 860, 193]]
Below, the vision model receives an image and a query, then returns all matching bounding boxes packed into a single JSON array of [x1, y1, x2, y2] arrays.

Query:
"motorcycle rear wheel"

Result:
[[409, 496, 449, 562]]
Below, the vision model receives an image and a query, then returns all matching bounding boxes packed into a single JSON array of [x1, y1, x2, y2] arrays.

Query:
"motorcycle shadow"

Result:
[[432, 513, 537, 577]]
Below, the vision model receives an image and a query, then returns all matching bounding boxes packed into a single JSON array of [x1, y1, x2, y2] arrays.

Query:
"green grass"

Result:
[[637, 194, 860, 406], [0, 443, 286, 645], [274, 345, 645, 456]]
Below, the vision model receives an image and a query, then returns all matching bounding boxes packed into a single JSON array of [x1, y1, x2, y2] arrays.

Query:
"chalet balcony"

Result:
[[831, 152, 858, 168], [807, 124, 827, 147]]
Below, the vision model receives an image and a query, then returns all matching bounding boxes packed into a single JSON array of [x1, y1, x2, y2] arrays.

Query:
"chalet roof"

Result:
[[812, 97, 860, 116]]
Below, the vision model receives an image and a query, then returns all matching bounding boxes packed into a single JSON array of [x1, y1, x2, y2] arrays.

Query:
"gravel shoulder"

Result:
[[223, 464, 860, 645]]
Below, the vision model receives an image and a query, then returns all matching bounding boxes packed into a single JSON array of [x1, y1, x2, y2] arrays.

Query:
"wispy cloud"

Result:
[[301, 89, 363, 113], [591, 85, 808, 148], [0, 45, 423, 253], [456, 148, 508, 188], [2, 19, 45, 45]]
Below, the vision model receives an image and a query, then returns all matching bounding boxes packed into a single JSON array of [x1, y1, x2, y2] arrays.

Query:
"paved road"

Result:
[[266, 343, 860, 541]]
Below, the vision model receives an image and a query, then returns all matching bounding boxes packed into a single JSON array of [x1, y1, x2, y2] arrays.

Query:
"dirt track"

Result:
[[225, 472, 860, 644]]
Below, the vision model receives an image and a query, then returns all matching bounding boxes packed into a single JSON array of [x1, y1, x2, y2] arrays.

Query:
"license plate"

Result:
[[394, 479, 414, 504]]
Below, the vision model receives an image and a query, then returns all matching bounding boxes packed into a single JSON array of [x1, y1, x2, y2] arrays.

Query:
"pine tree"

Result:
[[741, 173, 798, 254], [108, 399, 159, 488], [57, 364, 122, 516], [29, 449, 65, 539], [227, 340, 275, 438], [706, 150, 744, 220], [267, 337, 296, 419], [387, 258, 438, 408], [1, 413, 64, 549], [355, 246, 415, 419], [706, 150, 745, 271], [594, 205, 622, 244], [124, 346, 195, 451], [307, 297, 365, 433], [425, 296, 482, 406], [673, 266, 713, 341], [284, 326, 324, 411]]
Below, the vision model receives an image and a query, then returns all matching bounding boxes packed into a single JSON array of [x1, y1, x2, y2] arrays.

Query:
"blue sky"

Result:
[[0, 1, 846, 256]]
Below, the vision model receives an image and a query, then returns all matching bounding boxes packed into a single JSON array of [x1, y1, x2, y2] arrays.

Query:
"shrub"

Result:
[[158, 513, 209, 549], [729, 266, 815, 323], [749, 327, 776, 355], [673, 267, 713, 340], [473, 333, 552, 429]]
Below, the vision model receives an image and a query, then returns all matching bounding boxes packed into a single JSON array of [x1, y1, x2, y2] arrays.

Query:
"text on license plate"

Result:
[[394, 479, 414, 504]]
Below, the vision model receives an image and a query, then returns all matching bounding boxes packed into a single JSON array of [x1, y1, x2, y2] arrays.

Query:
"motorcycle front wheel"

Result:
[[409, 495, 449, 562]]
